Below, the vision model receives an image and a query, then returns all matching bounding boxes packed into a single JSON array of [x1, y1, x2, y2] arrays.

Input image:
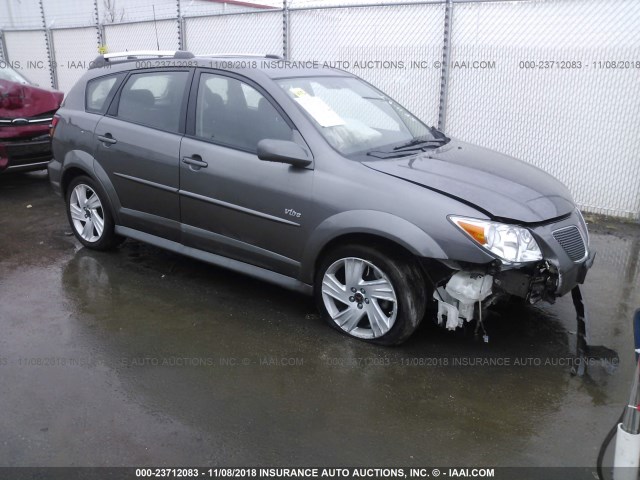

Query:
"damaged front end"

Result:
[[0, 76, 64, 174], [428, 209, 595, 332], [433, 270, 493, 331], [494, 260, 560, 304], [430, 262, 556, 332]]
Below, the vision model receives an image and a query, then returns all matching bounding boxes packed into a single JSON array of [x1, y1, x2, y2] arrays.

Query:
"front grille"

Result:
[[0, 116, 53, 126], [553, 226, 586, 261]]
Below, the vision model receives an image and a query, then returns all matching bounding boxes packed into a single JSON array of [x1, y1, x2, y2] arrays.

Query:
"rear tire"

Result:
[[66, 175, 122, 250], [315, 244, 427, 345]]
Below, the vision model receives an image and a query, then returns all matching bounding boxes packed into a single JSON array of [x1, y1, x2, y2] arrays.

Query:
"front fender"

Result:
[[300, 210, 447, 283]]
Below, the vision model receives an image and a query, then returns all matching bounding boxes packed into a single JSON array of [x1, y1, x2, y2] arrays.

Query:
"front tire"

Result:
[[315, 245, 427, 345], [66, 175, 121, 250]]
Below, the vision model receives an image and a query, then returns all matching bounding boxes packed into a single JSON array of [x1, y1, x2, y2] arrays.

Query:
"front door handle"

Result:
[[97, 134, 117, 145], [182, 155, 208, 169]]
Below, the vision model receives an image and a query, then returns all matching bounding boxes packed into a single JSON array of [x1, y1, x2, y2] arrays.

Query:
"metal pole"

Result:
[[613, 310, 640, 479], [621, 362, 640, 435], [180, 17, 187, 51], [99, 24, 107, 53], [45, 29, 58, 89], [39, 0, 58, 89], [93, 0, 103, 51], [437, 0, 453, 132], [177, 0, 185, 51], [283, 0, 290, 60], [0, 30, 8, 62]]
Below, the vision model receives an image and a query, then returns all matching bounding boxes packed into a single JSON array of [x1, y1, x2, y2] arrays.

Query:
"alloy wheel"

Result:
[[69, 184, 105, 243], [321, 257, 398, 339]]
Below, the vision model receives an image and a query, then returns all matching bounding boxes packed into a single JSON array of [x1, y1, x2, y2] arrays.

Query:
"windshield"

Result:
[[277, 76, 436, 156], [0, 63, 30, 85]]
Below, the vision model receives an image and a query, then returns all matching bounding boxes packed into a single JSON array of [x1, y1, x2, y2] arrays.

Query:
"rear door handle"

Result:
[[97, 134, 117, 145], [182, 155, 208, 169]]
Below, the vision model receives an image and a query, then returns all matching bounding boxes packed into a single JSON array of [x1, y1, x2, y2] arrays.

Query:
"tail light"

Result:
[[50, 115, 60, 138]]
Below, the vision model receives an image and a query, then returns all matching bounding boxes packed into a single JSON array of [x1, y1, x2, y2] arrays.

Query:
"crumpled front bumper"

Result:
[[533, 209, 593, 297], [575, 249, 596, 285], [493, 209, 594, 302], [430, 210, 594, 330], [433, 251, 594, 330]]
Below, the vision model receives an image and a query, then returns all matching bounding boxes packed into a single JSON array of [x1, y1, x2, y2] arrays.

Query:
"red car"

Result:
[[0, 63, 63, 173]]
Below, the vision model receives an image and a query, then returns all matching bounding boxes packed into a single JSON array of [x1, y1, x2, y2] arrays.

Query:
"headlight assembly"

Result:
[[450, 216, 543, 264]]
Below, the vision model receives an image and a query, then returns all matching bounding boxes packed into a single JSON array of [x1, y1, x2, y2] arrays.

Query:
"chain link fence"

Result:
[[184, 10, 283, 55], [103, 19, 180, 52], [3, 29, 52, 88], [446, 0, 640, 219], [51, 26, 100, 91], [289, 3, 445, 127], [0, 31, 6, 60], [0, 0, 638, 220]]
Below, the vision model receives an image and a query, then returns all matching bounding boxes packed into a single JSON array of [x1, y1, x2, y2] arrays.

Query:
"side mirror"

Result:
[[257, 139, 312, 168]]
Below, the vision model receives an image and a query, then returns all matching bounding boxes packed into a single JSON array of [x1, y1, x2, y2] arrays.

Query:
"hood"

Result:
[[0, 79, 63, 119], [362, 139, 575, 223]]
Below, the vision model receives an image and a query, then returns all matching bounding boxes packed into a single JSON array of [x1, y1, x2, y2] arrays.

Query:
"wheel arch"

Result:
[[59, 149, 96, 196], [300, 210, 448, 284], [60, 150, 121, 224], [61, 166, 91, 197]]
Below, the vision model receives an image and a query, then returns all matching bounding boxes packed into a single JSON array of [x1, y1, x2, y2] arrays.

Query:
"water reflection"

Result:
[[60, 244, 586, 465]]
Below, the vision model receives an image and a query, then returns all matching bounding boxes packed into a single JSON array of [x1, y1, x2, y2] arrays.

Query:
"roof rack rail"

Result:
[[90, 50, 194, 69], [197, 53, 283, 60]]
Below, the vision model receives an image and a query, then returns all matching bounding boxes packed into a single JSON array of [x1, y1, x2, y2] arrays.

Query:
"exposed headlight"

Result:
[[450, 216, 543, 264]]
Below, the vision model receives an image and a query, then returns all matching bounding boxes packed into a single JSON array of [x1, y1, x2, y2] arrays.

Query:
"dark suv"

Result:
[[0, 61, 63, 173], [49, 51, 594, 345]]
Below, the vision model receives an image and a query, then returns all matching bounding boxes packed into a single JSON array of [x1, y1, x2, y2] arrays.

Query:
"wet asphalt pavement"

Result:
[[0, 171, 639, 473]]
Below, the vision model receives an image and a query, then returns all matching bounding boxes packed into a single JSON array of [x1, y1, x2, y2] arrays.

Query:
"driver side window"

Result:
[[195, 73, 293, 152]]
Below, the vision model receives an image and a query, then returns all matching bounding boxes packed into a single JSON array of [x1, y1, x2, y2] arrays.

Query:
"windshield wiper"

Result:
[[366, 150, 422, 159], [392, 127, 450, 151], [365, 127, 450, 158], [392, 139, 446, 152], [393, 134, 449, 152]]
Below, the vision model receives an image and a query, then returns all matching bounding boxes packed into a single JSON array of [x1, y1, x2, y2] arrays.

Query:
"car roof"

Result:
[[88, 51, 352, 80]]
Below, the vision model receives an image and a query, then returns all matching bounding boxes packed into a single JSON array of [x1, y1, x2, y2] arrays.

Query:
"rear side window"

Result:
[[85, 74, 122, 114], [116, 71, 189, 133]]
